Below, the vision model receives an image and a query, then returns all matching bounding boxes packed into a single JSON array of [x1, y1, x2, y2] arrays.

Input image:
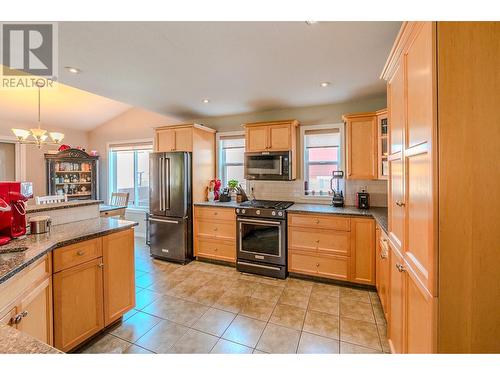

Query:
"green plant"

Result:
[[228, 179, 239, 190]]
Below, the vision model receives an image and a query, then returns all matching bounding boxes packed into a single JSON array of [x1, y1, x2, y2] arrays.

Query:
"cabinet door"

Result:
[[156, 129, 176, 152], [103, 229, 135, 326], [17, 277, 53, 345], [288, 251, 319, 277], [317, 254, 350, 281], [246, 126, 268, 152], [346, 116, 377, 179], [377, 233, 390, 319], [174, 128, 193, 151], [388, 154, 405, 251], [53, 258, 104, 352], [268, 124, 291, 150], [388, 245, 406, 354], [406, 268, 436, 353], [388, 62, 405, 154], [351, 218, 375, 285]]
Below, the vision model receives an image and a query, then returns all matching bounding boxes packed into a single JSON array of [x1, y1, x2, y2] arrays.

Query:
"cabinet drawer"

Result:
[[196, 238, 236, 262], [53, 238, 102, 273], [289, 227, 350, 256], [289, 214, 350, 231], [288, 252, 319, 276], [196, 220, 235, 241], [195, 207, 235, 221], [289, 250, 350, 281]]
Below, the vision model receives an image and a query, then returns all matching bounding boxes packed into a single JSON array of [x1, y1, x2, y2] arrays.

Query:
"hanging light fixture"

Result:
[[12, 80, 65, 148]]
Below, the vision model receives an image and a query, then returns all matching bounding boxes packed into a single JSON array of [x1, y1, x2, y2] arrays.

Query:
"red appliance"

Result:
[[0, 182, 30, 246]]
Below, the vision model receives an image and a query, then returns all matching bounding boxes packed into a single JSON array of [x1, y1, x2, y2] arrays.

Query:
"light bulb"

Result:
[[49, 132, 65, 143], [12, 128, 30, 140]]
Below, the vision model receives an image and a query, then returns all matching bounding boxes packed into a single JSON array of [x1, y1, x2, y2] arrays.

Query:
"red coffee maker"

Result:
[[0, 182, 30, 246]]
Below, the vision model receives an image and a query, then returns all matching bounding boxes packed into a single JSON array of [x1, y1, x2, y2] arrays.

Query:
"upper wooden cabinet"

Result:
[[376, 109, 389, 180], [154, 124, 216, 203], [343, 112, 378, 180], [243, 120, 298, 152]]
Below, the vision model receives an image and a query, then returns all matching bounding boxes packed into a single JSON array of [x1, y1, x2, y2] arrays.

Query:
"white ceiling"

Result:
[[0, 77, 131, 131], [57, 21, 401, 119]]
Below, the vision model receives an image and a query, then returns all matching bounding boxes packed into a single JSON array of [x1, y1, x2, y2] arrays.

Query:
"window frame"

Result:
[[107, 138, 153, 211], [301, 123, 345, 198], [216, 131, 246, 188]]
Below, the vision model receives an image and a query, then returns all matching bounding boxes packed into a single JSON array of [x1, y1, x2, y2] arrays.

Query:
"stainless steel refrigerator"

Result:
[[148, 152, 192, 263]]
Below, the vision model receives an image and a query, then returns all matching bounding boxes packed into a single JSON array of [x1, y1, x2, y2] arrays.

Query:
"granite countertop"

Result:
[[26, 199, 103, 214], [0, 217, 138, 285], [99, 204, 128, 212], [0, 323, 62, 354], [193, 201, 388, 233]]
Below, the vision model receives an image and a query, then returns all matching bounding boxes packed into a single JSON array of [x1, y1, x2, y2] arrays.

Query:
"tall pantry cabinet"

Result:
[[381, 22, 500, 353]]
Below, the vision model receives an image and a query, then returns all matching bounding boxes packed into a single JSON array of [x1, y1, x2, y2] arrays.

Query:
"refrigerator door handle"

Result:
[[164, 157, 170, 211], [149, 217, 179, 224], [158, 157, 163, 211]]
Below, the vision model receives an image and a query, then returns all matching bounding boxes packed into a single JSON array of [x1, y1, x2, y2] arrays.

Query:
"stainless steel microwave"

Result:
[[244, 151, 293, 181]]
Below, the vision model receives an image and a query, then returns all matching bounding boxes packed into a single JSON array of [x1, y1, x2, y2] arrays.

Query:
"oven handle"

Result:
[[279, 155, 283, 176], [237, 218, 282, 225], [237, 261, 281, 271]]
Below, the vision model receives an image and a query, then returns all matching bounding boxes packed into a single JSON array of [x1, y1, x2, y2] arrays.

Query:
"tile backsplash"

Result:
[[246, 179, 387, 207]]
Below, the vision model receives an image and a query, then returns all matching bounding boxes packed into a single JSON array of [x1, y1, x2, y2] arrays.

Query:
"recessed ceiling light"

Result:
[[65, 66, 81, 74], [202, 99, 210, 103], [305, 21, 319, 25], [320, 82, 331, 87]]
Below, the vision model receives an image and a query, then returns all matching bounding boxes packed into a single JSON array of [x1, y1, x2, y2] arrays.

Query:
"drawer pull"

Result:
[[395, 201, 405, 207], [98, 263, 104, 268], [315, 239, 320, 243], [214, 248, 218, 252], [77, 250, 85, 256], [396, 263, 406, 273], [214, 212, 218, 216], [316, 263, 320, 267], [315, 219, 320, 224], [214, 227, 218, 231]]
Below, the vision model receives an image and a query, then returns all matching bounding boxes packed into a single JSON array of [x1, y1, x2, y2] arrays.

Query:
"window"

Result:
[[303, 125, 344, 196], [109, 142, 153, 209], [217, 133, 246, 188]]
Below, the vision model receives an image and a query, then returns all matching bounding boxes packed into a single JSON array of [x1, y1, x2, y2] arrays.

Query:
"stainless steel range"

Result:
[[235, 200, 294, 279]]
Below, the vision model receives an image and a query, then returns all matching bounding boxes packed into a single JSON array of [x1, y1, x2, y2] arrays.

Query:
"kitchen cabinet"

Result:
[[0, 255, 53, 346], [53, 229, 135, 352], [154, 124, 216, 203], [375, 225, 390, 321], [343, 113, 378, 180], [376, 109, 389, 179], [103, 229, 135, 326], [246, 126, 268, 152], [388, 244, 405, 354], [288, 213, 374, 285], [194, 206, 236, 262]]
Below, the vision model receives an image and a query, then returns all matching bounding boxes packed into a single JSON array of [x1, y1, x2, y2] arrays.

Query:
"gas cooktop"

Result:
[[239, 199, 294, 210]]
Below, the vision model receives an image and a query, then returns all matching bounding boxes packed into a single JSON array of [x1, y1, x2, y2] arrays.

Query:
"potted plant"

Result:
[[228, 179, 239, 201]]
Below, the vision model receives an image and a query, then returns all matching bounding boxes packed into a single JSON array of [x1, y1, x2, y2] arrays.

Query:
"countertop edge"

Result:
[[26, 200, 104, 214]]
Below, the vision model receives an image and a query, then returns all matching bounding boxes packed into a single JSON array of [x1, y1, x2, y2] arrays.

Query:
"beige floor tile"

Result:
[[81, 334, 131, 354], [278, 288, 310, 309], [369, 291, 382, 305], [168, 329, 218, 353], [222, 315, 266, 348], [377, 324, 391, 353], [239, 297, 276, 321], [225, 279, 260, 297], [189, 286, 227, 306], [213, 292, 248, 313], [122, 308, 138, 321], [252, 349, 269, 354], [340, 317, 382, 351], [339, 287, 371, 303], [311, 282, 340, 297], [308, 293, 339, 315], [146, 277, 183, 294], [135, 319, 188, 353], [303, 310, 340, 339], [286, 278, 314, 293], [269, 304, 306, 330], [297, 332, 340, 354], [107, 311, 161, 343], [135, 273, 158, 288], [142, 295, 208, 326], [372, 303, 387, 325], [340, 298, 375, 323], [251, 283, 284, 303], [210, 339, 253, 354], [166, 280, 200, 299], [192, 308, 236, 337], [135, 288, 162, 310], [123, 344, 154, 354], [255, 323, 301, 354], [340, 341, 383, 354]]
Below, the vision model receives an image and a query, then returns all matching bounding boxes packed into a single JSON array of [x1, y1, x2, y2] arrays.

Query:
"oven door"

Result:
[[244, 152, 291, 180], [237, 217, 286, 265]]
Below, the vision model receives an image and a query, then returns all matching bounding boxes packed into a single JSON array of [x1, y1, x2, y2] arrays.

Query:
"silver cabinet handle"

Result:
[[396, 201, 405, 207], [396, 263, 406, 273], [77, 250, 85, 256]]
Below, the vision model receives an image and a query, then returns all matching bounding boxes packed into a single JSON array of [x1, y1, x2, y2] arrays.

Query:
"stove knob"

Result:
[[242, 209, 246, 214], [278, 211, 283, 217], [256, 210, 261, 215], [272, 211, 276, 216], [236, 208, 240, 213]]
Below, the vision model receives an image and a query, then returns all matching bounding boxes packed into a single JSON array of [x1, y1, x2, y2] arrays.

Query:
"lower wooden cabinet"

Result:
[[194, 206, 236, 262], [375, 225, 390, 320], [288, 213, 374, 285], [388, 244, 405, 354], [53, 257, 105, 352], [53, 228, 135, 352]]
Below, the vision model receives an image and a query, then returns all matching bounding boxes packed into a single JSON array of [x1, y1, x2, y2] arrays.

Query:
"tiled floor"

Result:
[[76, 238, 390, 354]]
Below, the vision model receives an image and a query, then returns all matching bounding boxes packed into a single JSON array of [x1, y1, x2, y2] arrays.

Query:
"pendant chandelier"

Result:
[[11, 81, 64, 148]]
